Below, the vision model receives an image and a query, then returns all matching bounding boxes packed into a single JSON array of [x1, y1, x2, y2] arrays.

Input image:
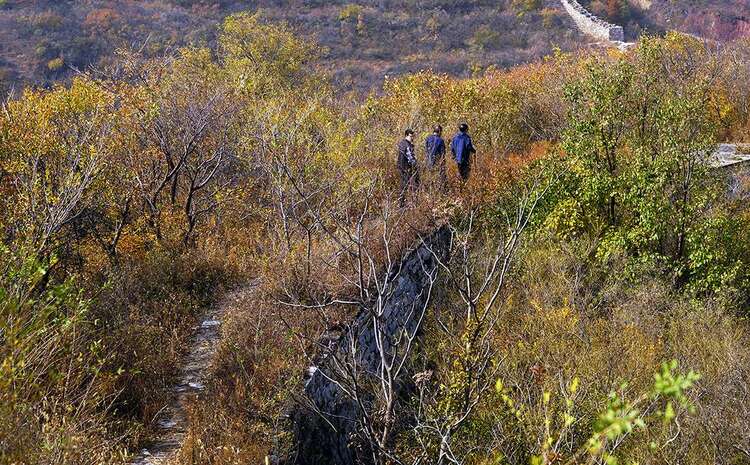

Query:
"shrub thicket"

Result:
[[4, 13, 750, 465]]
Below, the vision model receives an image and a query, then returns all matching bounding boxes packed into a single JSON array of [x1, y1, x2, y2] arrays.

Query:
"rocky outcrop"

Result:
[[291, 227, 451, 465], [560, 0, 625, 42], [709, 143, 750, 168], [708, 143, 750, 200]]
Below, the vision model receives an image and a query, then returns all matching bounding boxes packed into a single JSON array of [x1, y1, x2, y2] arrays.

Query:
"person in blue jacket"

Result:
[[451, 123, 476, 181], [425, 125, 447, 189]]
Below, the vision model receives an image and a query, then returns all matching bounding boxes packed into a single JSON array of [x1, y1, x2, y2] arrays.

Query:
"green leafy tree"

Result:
[[547, 37, 737, 292], [219, 13, 320, 97]]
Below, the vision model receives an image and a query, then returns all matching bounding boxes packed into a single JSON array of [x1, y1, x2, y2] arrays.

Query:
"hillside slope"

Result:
[[5, 11, 750, 463], [642, 0, 750, 40], [578, 0, 750, 41], [4, 0, 748, 95], [0, 0, 582, 94]]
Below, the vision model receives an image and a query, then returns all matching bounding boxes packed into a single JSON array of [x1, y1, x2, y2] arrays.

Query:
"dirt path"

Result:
[[129, 305, 227, 465]]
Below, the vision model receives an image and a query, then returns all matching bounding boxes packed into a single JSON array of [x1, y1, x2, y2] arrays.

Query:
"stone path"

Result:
[[129, 308, 226, 465]]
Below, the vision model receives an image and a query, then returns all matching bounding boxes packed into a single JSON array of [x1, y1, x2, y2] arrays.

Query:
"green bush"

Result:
[[47, 57, 64, 71], [339, 3, 363, 22], [539, 37, 750, 295]]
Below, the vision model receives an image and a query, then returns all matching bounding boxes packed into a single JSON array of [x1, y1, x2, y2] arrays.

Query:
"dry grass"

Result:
[[175, 287, 312, 465], [474, 237, 750, 464]]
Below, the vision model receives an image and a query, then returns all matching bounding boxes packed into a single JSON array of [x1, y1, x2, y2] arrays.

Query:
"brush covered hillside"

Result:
[[580, 0, 750, 41], [2, 0, 749, 97], [629, 0, 750, 41], [6, 10, 750, 465], [0, 0, 585, 95]]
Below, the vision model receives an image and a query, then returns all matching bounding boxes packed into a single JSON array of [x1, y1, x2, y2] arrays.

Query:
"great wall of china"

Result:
[[559, 0, 626, 43], [292, 227, 451, 465]]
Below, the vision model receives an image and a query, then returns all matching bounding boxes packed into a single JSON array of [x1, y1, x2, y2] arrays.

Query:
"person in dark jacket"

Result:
[[425, 125, 447, 189], [397, 129, 419, 206], [451, 123, 476, 181]]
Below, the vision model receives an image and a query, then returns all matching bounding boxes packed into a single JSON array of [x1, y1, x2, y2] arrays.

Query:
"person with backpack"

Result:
[[425, 125, 447, 189], [450, 123, 476, 181], [397, 129, 419, 206]]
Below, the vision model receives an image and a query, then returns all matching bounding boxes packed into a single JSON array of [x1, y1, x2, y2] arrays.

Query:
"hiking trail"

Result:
[[129, 295, 232, 465]]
